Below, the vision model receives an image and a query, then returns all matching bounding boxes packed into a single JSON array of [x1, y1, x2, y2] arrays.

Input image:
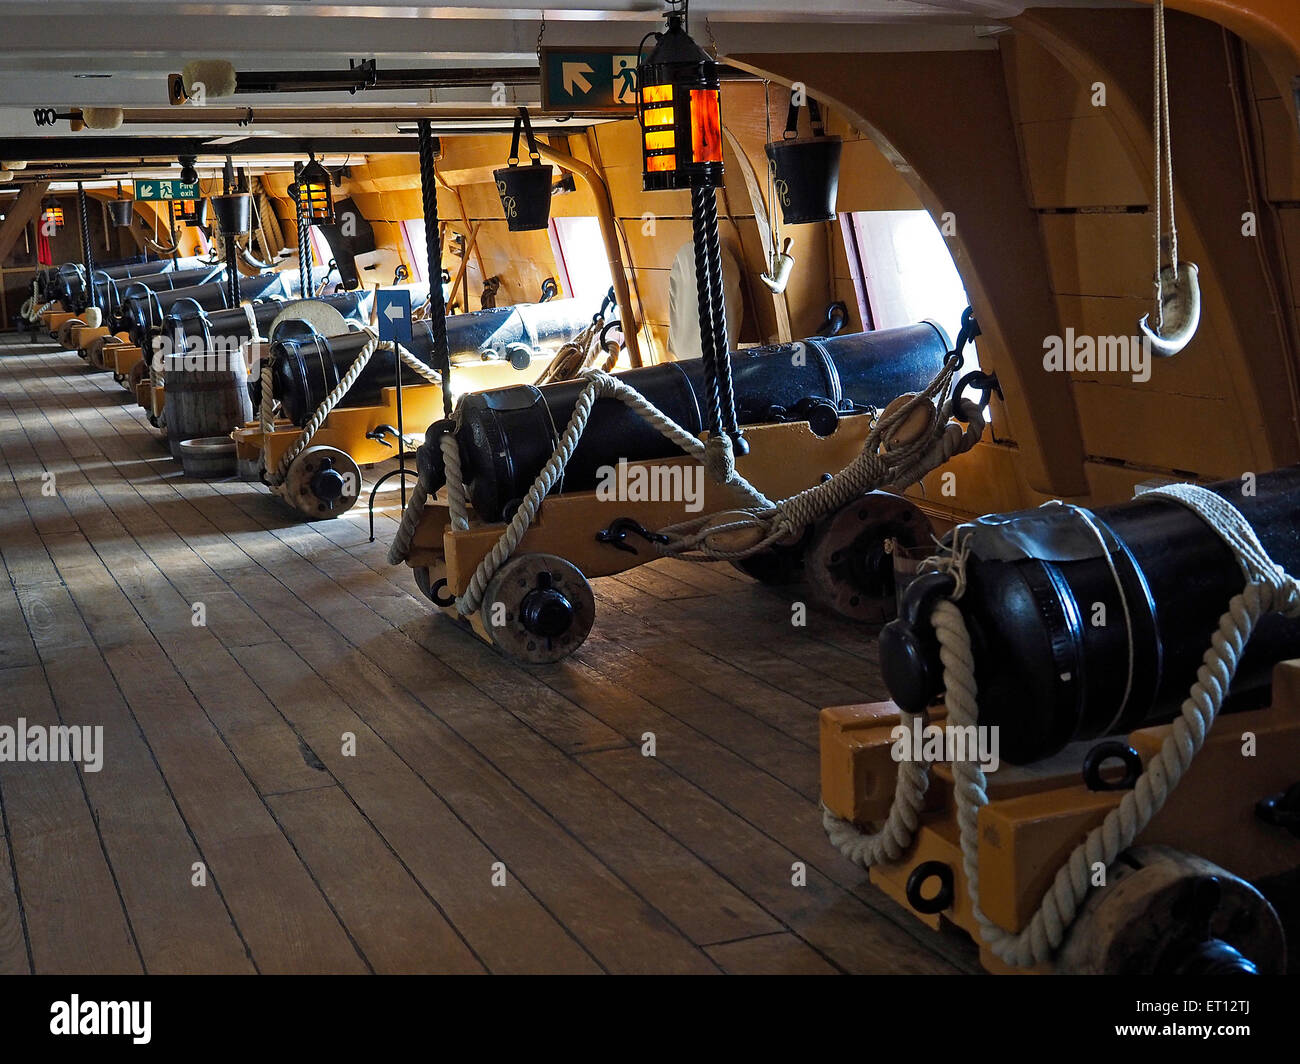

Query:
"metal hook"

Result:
[[1139, 261, 1201, 357]]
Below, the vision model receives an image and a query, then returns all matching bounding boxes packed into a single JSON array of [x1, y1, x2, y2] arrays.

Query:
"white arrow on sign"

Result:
[[383, 303, 404, 322], [139, 184, 154, 197], [562, 62, 594, 96]]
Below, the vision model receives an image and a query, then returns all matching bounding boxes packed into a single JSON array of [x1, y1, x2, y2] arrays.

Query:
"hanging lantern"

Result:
[[637, 7, 723, 192], [173, 196, 209, 228], [41, 199, 65, 230], [290, 154, 335, 226], [493, 108, 554, 232], [764, 91, 842, 225]]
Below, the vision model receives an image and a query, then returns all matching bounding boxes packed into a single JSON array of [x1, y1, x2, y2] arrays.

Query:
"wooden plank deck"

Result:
[[0, 332, 976, 975]]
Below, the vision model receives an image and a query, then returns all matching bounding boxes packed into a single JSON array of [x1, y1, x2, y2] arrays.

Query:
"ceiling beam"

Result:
[[0, 136, 424, 162]]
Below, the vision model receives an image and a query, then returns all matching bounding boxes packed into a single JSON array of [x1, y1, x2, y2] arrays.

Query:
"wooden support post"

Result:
[[534, 136, 643, 367], [0, 182, 51, 263], [448, 222, 482, 312], [437, 174, 487, 306]]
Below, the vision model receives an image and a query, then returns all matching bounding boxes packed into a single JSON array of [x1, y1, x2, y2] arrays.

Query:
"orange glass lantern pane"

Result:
[[643, 106, 674, 128], [690, 89, 722, 165], [647, 155, 676, 173], [642, 83, 673, 104], [644, 130, 676, 152]]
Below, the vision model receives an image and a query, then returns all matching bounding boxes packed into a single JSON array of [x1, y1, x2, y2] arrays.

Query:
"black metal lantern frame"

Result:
[[637, 7, 724, 192], [291, 154, 335, 227], [173, 197, 201, 227]]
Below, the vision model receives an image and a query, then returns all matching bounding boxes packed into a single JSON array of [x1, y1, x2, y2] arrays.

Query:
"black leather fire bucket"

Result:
[[211, 193, 252, 235], [106, 198, 135, 228], [764, 94, 841, 226], [493, 108, 553, 233]]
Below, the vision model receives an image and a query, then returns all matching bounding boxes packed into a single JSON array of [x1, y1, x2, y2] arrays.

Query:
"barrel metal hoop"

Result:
[[801, 336, 843, 407]]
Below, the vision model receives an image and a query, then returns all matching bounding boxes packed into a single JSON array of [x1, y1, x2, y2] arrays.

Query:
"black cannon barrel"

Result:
[[411, 298, 592, 360], [34, 266, 63, 305], [112, 266, 230, 333], [269, 298, 594, 428], [62, 256, 212, 312], [125, 271, 299, 346], [92, 257, 211, 316], [880, 465, 1300, 764], [165, 291, 372, 367], [43, 255, 150, 307], [426, 321, 951, 524]]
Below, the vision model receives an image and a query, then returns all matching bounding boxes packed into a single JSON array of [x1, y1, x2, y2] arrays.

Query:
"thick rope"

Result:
[[822, 711, 932, 867], [242, 302, 262, 342], [267, 329, 381, 486], [27, 296, 59, 324], [441, 431, 470, 531], [1152, 0, 1179, 328], [77, 183, 96, 312], [826, 482, 1300, 969], [296, 203, 313, 302], [20, 282, 38, 322], [653, 355, 973, 562], [418, 119, 453, 418], [376, 348, 465, 566], [144, 234, 180, 256], [259, 362, 275, 438], [690, 185, 725, 443], [388, 478, 431, 565], [396, 346, 447, 386], [534, 318, 603, 385], [698, 187, 740, 438]]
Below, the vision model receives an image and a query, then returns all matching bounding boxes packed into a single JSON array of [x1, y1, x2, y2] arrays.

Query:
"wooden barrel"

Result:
[[161, 349, 253, 461]]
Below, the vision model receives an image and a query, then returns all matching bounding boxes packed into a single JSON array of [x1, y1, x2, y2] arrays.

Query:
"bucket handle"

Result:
[[506, 107, 543, 168], [783, 90, 826, 141]]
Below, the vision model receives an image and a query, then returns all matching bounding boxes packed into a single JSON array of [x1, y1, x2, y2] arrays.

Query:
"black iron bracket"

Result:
[[595, 517, 671, 555]]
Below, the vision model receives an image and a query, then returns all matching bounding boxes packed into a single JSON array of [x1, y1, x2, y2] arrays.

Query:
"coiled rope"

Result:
[[824, 482, 1300, 968], [533, 317, 617, 386], [655, 356, 978, 562], [20, 281, 39, 322], [24, 290, 59, 324]]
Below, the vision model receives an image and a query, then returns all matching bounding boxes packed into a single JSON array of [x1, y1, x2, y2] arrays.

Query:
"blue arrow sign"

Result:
[[376, 288, 412, 345]]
